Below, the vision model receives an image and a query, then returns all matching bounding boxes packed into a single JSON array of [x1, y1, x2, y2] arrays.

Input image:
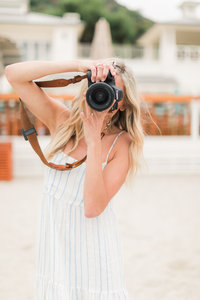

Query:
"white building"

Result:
[[133, 1, 200, 95], [0, 0, 84, 92]]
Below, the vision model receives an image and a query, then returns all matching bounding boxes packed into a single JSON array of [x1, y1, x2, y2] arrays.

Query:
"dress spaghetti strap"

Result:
[[105, 130, 126, 165]]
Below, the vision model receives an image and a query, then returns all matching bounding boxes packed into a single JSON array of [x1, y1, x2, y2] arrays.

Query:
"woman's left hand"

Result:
[[80, 97, 114, 145]]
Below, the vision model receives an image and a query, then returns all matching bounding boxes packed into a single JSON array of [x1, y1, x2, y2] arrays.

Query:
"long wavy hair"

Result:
[[44, 57, 145, 184]]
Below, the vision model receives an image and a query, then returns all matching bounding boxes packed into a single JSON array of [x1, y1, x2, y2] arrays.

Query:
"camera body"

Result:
[[86, 70, 123, 112]]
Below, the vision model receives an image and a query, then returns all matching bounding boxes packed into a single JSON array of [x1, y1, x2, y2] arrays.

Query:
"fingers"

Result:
[[85, 97, 92, 118], [96, 65, 103, 82], [83, 95, 97, 119], [102, 64, 109, 81], [80, 111, 86, 121], [91, 66, 97, 82], [80, 110, 95, 123], [108, 64, 116, 77], [90, 62, 116, 83]]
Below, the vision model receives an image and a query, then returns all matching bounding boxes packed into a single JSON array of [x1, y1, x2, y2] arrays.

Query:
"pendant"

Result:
[[105, 118, 112, 130]]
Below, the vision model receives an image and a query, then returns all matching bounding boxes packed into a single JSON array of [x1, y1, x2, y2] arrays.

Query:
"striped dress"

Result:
[[35, 130, 130, 300]]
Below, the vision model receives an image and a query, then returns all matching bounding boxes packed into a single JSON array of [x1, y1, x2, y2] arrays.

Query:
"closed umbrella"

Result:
[[90, 17, 114, 59]]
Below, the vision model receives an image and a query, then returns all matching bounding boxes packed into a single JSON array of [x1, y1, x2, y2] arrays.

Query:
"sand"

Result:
[[0, 174, 200, 300]]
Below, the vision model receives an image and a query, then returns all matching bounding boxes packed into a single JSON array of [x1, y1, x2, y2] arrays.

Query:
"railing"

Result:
[[78, 43, 144, 59], [141, 94, 195, 136], [177, 45, 200, 61], [0, 93, 199, 137], [78, 43, 200, 61], [0, 94, 73, 136]]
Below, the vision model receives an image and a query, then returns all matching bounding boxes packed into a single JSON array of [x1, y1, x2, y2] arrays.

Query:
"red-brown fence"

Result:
[[141, 94, 193, 135], [0, 93, 72, 136], [0, 93, 198, 136]]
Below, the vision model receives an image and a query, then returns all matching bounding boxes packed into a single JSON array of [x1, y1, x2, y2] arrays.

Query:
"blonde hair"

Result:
[[44, 57, 145, 184]]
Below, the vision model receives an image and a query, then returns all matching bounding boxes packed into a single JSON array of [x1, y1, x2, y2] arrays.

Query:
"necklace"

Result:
[[101, 117, 112, 137]]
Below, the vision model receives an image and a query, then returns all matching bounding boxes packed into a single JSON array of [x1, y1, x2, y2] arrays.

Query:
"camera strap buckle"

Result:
[[21, 127, 38, 141]]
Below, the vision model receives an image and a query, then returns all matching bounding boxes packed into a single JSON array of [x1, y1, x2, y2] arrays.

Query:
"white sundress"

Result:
[[35, 130, 130, 300]]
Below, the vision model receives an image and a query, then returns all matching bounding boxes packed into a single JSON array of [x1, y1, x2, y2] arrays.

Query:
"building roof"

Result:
[[159, 18, 200, 26], [137, 0, 200, 45], [137, 21, 200, 45], [0, 11, 82, 26]]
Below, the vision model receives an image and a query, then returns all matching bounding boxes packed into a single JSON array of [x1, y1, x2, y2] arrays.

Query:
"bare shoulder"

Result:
[[122, 131, 132, 144], [104, 130, 131, 177], [112, 130, 132, 160], [117, 131, 132, 150]]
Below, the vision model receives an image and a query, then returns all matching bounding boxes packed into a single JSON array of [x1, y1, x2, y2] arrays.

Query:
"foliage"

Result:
[[30, 0, 154, 44]]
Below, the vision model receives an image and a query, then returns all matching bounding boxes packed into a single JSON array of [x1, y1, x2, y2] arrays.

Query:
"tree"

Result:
[[30, 0, 154, 44]]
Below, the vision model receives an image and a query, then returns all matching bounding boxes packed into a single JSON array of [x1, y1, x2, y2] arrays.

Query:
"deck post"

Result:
[[190, 99, 200, 141]]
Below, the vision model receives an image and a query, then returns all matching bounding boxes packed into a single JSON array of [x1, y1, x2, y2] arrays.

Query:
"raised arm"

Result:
[[5, 60, 94, 136]]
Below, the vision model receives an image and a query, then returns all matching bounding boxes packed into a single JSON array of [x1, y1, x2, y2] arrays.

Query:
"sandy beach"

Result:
[[0, 174, 200, 300]]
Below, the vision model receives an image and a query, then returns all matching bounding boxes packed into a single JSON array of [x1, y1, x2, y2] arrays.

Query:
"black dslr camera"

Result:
[[86, 70, 123, 112]]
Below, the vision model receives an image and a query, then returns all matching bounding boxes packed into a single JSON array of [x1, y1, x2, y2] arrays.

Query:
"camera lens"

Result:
[[86, 82, 115, 111], [92, 89, 107, 103]]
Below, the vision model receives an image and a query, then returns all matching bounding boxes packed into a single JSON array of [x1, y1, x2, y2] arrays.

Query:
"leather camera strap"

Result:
[[18, 73, 105, 171]]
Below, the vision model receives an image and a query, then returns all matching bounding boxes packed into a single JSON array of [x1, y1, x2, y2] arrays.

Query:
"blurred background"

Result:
[[0, 0, 200, 299]]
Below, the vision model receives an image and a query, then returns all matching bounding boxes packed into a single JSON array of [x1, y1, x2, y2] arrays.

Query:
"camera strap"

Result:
[[18, 73, 104, 171]]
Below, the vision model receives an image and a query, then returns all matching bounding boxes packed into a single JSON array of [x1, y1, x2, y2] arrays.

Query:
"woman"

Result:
[[5, 57, 144, 299]]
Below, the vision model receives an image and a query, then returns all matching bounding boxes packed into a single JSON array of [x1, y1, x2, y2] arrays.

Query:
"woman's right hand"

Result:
[[79, 59, 116, 82]]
